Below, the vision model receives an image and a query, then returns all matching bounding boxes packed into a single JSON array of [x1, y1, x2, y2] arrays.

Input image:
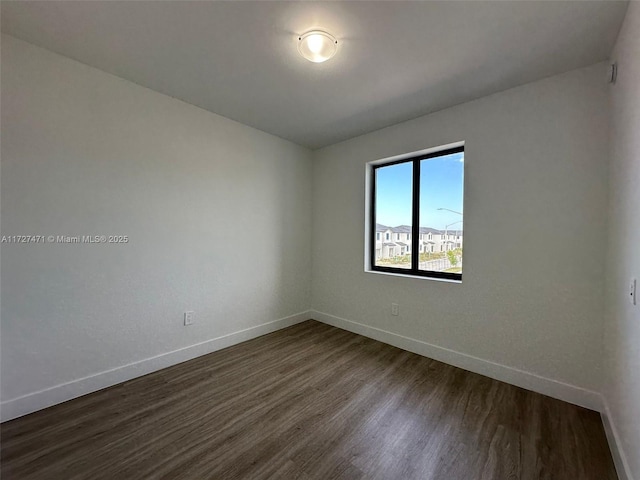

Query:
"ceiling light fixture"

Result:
[[298, 30, 338, 63]]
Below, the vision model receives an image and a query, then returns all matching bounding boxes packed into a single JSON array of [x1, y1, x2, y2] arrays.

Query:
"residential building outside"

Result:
[[375, 223, 463, 272]]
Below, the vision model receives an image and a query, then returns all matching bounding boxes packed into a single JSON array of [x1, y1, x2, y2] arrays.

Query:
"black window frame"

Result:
[[370, 145, 464, 281]]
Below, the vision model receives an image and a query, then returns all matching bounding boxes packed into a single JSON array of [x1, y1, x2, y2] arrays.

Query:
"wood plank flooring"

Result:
[[1, 320, 617, 480]]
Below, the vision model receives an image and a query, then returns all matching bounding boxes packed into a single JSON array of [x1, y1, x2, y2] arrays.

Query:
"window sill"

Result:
[[365, 268, 462, 284]]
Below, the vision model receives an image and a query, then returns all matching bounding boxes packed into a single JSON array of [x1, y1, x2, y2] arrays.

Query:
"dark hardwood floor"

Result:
[[1, 320, 617, 480]]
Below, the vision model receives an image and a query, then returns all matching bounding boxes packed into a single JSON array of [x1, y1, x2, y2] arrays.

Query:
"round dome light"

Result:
[[298, 30, 338, 63]]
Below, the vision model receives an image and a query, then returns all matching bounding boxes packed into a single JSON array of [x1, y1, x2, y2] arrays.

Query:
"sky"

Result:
[[375, 152, 464, 230]]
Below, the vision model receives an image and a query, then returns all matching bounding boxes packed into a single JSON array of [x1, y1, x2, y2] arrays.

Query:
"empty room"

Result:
[[1, 1, 638, 479]]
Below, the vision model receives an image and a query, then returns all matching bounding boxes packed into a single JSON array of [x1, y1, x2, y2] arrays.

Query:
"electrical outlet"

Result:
[[630, 279, 637, 306], [391, 303, 399, 316], [184, 311, 195, 326]]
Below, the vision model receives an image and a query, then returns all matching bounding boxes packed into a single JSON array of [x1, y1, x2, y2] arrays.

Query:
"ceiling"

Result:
[[1, 1, 629, 150]]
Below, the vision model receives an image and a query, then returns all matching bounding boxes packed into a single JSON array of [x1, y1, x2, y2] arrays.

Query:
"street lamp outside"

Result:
[[437, 207, 463, 216], [443, 220, 463, 251]]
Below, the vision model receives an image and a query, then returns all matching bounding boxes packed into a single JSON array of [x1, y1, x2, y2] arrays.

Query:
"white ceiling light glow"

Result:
[[298, 30, 338, 63]]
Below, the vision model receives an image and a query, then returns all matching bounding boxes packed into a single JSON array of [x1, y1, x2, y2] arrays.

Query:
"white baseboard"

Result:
[[1, 311, 311, 422], [311, 310, 602, 412], [601, 396, 635, 480]]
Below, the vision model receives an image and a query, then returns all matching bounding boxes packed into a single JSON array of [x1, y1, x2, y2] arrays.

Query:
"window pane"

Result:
[[419, 151, 464, 275], [374, 162, 413, 269]]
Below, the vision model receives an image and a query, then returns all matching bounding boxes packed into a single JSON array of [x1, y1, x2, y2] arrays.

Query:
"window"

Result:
[[385, 232, 390, 241], [376, 232, 381, 240], [370, 145, 464, 280]]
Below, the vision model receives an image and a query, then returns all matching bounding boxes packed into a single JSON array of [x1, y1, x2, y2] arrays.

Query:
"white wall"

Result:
[[0, 35, 312, 419], [311, 62, 611, 408], [603, 2, 640, 478]]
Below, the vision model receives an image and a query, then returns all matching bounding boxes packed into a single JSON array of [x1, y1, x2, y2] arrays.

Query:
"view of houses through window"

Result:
[[372, 147, 464, 278], [374, 223, 463, 272]]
